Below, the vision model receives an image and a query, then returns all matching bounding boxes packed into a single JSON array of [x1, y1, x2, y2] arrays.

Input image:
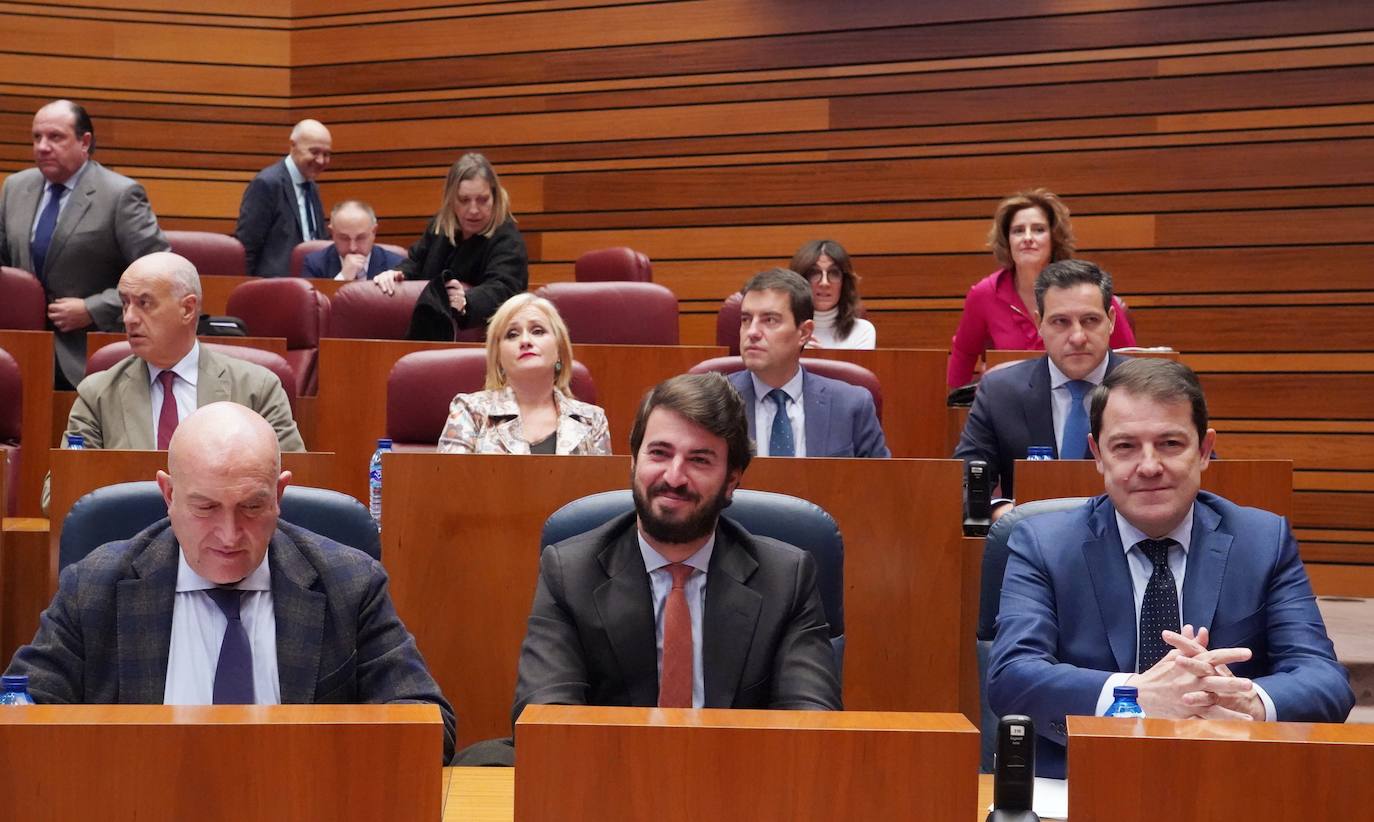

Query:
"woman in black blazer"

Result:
[[374, 152, 529, 340]]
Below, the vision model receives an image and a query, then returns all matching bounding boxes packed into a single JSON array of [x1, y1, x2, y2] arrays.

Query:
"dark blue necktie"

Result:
[[1059, 379, 1092, 459], [1136, 539, 1181, 672], [206, 587, 255, 704], [767, 388, 795, 457], [30, 182, 67, 284], [300, 182, 322, 239]]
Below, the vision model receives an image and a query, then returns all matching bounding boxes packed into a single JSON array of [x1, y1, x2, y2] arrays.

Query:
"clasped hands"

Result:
[[1126, 624, 1266, 722]]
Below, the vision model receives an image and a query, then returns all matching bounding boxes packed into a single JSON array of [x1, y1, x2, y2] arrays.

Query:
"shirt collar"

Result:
[[1047, 350, 1110, 390], [1115, 505, 1194, 556], [637, 529, 716, 576], [750, 365, 804, 405], [147, 340, 200, 390], [284, 155, 306, 187], [175, 542, 272, 592]]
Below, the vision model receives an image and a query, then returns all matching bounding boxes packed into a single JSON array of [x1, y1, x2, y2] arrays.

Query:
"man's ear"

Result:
[[156, 469, 174, 506], [276, 470, 293, 503], [798, 318, 815, 348], [1088, 434, 1105, 475]]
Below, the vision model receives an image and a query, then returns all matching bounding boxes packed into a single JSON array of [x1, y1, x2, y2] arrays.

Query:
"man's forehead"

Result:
[[741, 289, 791, 314], [1042, 285, 1105, 315], [1101, 392, 1195, 435], [643, 408, 727, 452]]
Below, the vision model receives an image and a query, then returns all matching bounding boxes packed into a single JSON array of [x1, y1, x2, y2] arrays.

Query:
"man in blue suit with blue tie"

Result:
[[728, 268, 889, 458], [988, 358, 1353, 778], [300, 200, 404, 280]]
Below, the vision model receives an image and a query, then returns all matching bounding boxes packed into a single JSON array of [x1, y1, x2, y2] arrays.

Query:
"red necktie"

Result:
[[658, 563, 693, 708], [156, 370, 179, 449]]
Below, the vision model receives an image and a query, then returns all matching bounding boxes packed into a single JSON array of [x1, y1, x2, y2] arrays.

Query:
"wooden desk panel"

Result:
[[1015, 458, 1293, 518], [0, 704, 443, 822], [384, 454, 966, 746], [1069, 716, 1374, 820], [0, 330, 54, 517], [515, 706, 977, 822], [0, 517, 47, 663], [805, 347, 950, 457]]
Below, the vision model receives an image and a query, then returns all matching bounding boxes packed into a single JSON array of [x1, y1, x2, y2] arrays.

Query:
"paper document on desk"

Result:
[[987, 778, 1068, 819]]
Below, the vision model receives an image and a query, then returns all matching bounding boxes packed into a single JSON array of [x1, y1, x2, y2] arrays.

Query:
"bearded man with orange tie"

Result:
[[512, 373, 842, 722]]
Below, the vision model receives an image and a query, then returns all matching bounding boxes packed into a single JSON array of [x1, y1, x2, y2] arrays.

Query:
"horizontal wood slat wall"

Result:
[[1, 1, 1371, 554]]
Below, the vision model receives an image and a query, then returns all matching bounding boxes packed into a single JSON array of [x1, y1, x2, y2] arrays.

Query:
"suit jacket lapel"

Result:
[[731, 371, 759, 440], [281, 165, 305, 244], [800, 368, 831, 456], [45, 162, 98, 272], [1082, 501, 1137, 673], [115, 527, 179, 703], [703, 526, 762, 706], [593, 526, 659, 706], [269, 529, 326, 704], [1181, 499, 1231, 632], [1024, 358, 1057, 456], [197, 347, 233, 405], [115, 358, 157, 449], [12, 173, 44, 270]]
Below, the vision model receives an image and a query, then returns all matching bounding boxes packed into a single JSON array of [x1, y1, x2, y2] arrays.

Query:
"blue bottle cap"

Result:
[[1027, 445, 1053, 459], [66, 434, 85, 447], [1112, 685, 1139, 700], [1, 674, 29, 690], [377, 437, 393, 449]]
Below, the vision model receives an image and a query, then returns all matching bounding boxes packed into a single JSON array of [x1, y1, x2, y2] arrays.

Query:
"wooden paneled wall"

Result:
[[2, 1, 1372, 557]]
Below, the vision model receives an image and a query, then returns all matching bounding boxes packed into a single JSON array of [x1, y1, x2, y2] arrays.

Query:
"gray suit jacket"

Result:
[[512, 513, 842, 725], [0, 161, 169, 386], [4, 518, 457, 762], [728, 367, 890, 458]]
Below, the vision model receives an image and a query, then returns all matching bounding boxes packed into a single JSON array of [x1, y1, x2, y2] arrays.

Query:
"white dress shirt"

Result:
[[638, 531, 715, 709], [164, 545, 281, 705], [283, 156, 313, 239], [1046, 354, 1110, 454], [29, 160, 88, 241], [750, 368, 806, 457], [147, 342, 200, 445]]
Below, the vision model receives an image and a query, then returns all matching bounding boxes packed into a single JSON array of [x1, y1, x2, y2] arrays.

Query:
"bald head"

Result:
[[119, 252, 202, 369], [289, 119, 332, 181], [158, 403, 291, 584]]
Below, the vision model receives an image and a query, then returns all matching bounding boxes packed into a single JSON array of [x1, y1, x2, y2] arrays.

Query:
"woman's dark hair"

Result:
[[790, 239, 862, 340]]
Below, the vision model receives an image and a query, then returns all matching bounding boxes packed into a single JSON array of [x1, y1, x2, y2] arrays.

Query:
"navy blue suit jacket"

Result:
[[235, 159, 326, 278], [987, 491, 1354, 778], [955, 352, 1128, 499], [728, 367, 889, 458], [301, 244, 404, 280]]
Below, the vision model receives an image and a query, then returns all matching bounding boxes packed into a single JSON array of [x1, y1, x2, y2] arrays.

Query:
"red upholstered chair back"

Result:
[[289, 240, 333, 278], [0, 267, 47, 330], [688, 355, 883, 421], [386, 348, 597, 449], [0, 347, 21, 515], [535, 282, 679, 345], [86, 341, 298, 415], [327, 280, 428, 340], [574, 247, 652, 282], [226, 278, 329, 395], [165, 231, 246, 277], [716, 291, 744, 355]]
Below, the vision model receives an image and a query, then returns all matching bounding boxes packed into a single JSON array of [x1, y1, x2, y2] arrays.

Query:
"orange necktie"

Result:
[[658, 563, 693, 708]]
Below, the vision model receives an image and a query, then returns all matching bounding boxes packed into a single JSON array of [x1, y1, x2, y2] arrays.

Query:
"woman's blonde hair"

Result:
[[433, 152, 514, 243], [987, 188, 1075, 271], [484, 293, 574, 395]]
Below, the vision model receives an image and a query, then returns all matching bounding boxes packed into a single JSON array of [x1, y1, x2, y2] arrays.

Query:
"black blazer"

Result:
[[399, 219, 529, 340], [234, 159, 326, 278]]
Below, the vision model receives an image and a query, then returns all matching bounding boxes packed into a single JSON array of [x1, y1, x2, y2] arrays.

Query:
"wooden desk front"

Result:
[[1069, 716, 1374, 820], [383, 453, 966, 747], [515, 705, 977, 821], [1014, 458, 1293, 518], [0, 704, 443, 822], [0, 330, 54, 517]]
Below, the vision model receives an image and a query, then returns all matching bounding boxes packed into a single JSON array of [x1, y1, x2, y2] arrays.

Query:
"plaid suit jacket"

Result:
[[5, 519, 456, 762]]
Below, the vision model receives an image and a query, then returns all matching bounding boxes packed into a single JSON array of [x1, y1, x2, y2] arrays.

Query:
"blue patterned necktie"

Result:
[[767, 388, 795, 457], [1059, 379, 1092, 459], [1136, 539, 1181, 671], [30, 182, 67, 284], [300, 182, 322, 238], [206, 587, 255, 704]]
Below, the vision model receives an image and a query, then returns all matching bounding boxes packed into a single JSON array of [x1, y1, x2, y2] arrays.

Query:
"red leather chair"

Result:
[[225, 278, 329, 395], [385, 348, 597, 450], [716, 291, 744, 355], [291, 241, 408, 278], [574, 247, 652, 282], [0, 266, 47, 330], [87, 341, 298, 415], [327, 280, 429, 340], [0, 347, 21, 516], [535, 282, 679, 345], [165, 231, 246, 277], [689, 356, 884, 421]]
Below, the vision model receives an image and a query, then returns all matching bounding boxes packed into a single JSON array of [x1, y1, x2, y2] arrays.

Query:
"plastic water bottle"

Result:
[[0, 674, 35, 705], [1027, 445, 1054, 461], [66, 434, 85, 450], [369, 437, 393, 526], [1104, 685, 1145, 718]]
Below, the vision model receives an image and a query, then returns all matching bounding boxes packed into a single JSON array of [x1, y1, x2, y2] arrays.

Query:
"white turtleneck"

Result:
[[809, 307, 877, 350]]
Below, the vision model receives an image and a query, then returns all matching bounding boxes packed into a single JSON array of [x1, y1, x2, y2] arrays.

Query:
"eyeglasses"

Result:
[[805, 268, 844, 285]]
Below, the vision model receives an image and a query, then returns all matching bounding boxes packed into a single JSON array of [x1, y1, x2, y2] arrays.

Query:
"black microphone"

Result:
[[986, 715, 1038, 822], [964, 459, 992, 537]]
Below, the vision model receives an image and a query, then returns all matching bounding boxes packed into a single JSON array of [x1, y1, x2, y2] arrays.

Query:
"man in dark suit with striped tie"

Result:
[[235, 119, 331, 277]]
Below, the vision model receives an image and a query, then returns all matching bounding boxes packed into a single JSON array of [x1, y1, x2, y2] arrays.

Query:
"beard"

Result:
[[632, 476, 732, 546]]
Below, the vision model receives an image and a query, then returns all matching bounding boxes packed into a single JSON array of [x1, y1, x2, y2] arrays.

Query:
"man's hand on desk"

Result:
[[1126, 624, 1260, 721]]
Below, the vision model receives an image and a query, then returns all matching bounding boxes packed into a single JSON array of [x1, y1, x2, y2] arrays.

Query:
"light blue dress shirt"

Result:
[[750, 368, 806, 457]]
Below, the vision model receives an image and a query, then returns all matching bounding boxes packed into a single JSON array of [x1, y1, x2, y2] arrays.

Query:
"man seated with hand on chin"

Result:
[[987, 358, 1352, 779]]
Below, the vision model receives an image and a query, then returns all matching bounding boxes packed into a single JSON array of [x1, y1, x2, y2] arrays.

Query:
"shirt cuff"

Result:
[[1095, 672, 1134, 716], [1254, 682, 1275, 721]]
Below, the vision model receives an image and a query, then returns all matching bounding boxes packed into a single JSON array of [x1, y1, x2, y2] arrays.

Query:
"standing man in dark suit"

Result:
[[729, 268, 889, 458], [956, 260, 1128, 518], [987, 359, 1353, 778], [0, 99, 169, 388], [514, 372, 842, 722], [235, 119, 331, 277], [7, 402, 457, 763], [301, 199, 403, 280]]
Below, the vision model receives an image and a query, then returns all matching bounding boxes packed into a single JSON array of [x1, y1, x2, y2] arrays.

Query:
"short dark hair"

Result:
[[790, 239, 862, 339], [64, 101, 96, 155], [1034, 259, 1114, 317], [629, 373, 753, 475], [740, 267, 813, 325], [1089, 358, 1209, 446]]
